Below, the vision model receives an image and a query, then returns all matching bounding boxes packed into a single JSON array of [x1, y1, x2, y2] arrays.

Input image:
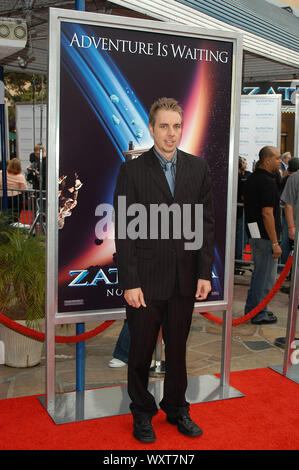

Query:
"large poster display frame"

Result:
[[44, 8, 243, 418]]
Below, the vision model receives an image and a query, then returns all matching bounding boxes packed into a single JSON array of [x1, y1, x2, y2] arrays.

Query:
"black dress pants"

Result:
[[126, 294, 194, 421]]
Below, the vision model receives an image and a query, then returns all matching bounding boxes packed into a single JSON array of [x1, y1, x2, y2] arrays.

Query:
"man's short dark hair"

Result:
[[258, 146, 277, 163], [288, 157, 299, 173], [149, 97, 183, 127]]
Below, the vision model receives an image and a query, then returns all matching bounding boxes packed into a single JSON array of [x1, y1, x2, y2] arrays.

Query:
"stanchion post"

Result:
[[283, 203, 299, 375], [220, 309, 232, 387], [76, 323, 85, 391]]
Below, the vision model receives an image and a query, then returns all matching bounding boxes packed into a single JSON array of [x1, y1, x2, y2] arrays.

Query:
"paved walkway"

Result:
[[0, 270, 297, 400]]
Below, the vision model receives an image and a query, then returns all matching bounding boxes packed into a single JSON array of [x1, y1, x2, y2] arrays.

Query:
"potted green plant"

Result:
[[0, 217, 46, 367]]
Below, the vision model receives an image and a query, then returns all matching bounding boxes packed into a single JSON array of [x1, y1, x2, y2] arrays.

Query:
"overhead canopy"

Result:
[[176, 0, 299, 81], [177, 0, 299, 53], [0, 0, 299, 81], [109, 0, 299, 81]]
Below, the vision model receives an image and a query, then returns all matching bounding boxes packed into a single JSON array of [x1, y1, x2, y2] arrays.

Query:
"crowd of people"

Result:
[[0, 144, 46, 220], [109, 146, 299, 369], [235, 151, 299, 269], [237, 147, 298, 325], [0, 157, 28, 217], [1, 145, 86, 232]]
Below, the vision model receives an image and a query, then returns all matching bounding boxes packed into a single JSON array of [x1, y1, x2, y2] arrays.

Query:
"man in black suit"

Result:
[[113, 97, 215, 443]]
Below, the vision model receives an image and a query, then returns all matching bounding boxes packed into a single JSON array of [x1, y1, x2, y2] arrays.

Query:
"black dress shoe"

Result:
[[251, 312, 277, 324], [133, 419, 156, 443], [167, 413, 203, 437], [274, 336, 299, 349]]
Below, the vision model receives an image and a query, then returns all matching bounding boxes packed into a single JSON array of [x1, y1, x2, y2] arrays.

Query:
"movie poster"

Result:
[[57, 20, 234, 314]]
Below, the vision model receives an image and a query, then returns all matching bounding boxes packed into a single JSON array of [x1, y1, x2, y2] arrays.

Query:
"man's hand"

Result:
[[124, 288, 147, 308], [195, 279, 211, 301], [272, 244, 282, 259], [285, 203, 295, 241], [288, 227, 296, 241]]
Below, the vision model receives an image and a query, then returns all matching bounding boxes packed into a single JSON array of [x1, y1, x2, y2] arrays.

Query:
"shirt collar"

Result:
[[255, 167, 276, 178], [153, 146, 177, 168]]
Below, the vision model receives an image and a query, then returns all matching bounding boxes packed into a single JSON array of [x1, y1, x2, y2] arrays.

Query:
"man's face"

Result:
[[269, 149, 282, 173], [284, 154, 291, 165], [149, 109, 182, 160]]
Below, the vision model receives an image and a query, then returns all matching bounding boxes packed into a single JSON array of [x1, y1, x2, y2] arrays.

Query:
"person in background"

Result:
[[274, 159, 299, 347], [279, 158, 299, 273], [108, 320, 130, 368], [281, 157, 299, 192], [29, 144, 40, 165], [281, 157, 299, 251], [243, 146, 282, 325], [0, 157, 27, 218], [27, 144, 46, 190], [280, 151, 291, 176], [235, 156, 251, 273]]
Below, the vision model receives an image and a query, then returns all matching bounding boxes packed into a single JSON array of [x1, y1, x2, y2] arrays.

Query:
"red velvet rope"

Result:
[[0, 315, 115, 343], [200, 254, 293, 326], [0, 255, 293, 341]]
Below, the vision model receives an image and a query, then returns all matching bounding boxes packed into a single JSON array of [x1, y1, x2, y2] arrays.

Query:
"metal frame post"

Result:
[[283, 203, 299, 375], [0, 66, 8, 211], [220, 309, 232, 387], [76, 323, 85, 391], [74, 0, 86, 395]]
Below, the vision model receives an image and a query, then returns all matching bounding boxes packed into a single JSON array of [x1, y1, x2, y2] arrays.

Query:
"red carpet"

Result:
[[0, 368, 298, 450]]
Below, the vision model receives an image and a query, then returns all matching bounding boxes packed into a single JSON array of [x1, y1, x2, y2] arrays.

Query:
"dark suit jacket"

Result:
[[113, 147, 215, 300]]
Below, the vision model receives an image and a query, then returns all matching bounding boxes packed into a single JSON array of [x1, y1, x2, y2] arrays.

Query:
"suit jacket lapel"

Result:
[[173, 149, 189, 200], [144, 147, 190, 201], [144, 148, 173, 200]]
